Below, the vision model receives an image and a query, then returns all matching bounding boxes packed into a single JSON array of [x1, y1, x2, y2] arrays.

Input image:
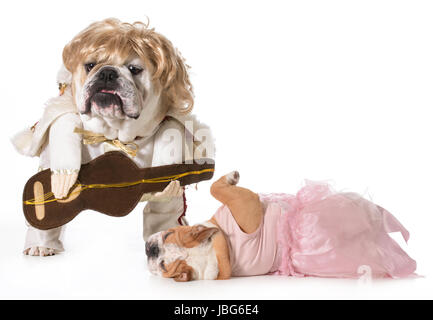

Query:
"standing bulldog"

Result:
[[12, 18, 214, 256]]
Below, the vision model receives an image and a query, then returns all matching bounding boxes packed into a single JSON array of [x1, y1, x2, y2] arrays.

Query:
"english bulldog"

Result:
[[146, 171, 247, 281], [13, 18, 214, 256], [145, 171, 417, 281]]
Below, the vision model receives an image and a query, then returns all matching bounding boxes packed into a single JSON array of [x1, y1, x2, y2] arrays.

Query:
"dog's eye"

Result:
[[128, 65, 143, 75], [159, 260, 167, 272], [163, 231, 174, 242], [84, 63, 96, 73]]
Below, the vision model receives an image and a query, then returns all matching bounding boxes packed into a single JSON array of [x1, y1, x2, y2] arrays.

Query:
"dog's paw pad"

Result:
[[24, 246, 56, 257], [226, 171, 240, 185]]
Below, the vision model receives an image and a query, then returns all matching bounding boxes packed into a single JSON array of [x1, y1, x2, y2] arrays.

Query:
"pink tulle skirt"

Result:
[[260, 181, 417, 279]]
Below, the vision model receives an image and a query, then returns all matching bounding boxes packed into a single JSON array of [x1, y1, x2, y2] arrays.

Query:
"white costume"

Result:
[[13, 77, 214, 254]]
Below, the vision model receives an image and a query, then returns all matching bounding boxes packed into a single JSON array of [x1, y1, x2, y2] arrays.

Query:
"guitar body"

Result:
[[23, 151, 215, 230]]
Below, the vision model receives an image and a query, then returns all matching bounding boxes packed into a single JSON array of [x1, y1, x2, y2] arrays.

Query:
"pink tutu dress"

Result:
[[258, 181, 416, 278]]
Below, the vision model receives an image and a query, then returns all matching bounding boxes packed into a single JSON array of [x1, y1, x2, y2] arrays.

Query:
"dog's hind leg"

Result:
[[210, 171, 263, 234]]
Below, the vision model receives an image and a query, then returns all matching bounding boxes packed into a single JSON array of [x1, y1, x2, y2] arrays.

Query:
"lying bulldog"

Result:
[[146, 171, 417, 281]]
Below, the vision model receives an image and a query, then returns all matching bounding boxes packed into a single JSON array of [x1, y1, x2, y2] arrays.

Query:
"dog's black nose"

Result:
[[98, 67, 119, 83], [145, 241, 160, 258]]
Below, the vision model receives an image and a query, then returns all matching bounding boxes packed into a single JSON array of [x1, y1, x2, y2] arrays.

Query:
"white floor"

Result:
[[0, 201, 430, 300]]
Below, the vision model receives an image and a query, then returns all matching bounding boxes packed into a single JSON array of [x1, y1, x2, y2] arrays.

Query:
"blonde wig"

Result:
[[62, 18, 193, 114]]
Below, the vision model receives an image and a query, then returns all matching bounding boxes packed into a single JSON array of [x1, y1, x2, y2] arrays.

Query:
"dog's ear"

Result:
[[165, 225, 219, 248], [189, 225, 219, 244], [143, 31, 194, 115], [179, 225, 219, 248], [162, 259, 194, 282]]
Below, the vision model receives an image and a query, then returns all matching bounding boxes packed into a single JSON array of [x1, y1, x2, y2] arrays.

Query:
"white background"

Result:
[[0, 0, 432, 299]]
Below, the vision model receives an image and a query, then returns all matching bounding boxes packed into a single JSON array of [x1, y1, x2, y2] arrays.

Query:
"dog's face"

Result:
[[62, 18, 194, 141], [74, 56, 151, 120], [146, 225, 220, 281]]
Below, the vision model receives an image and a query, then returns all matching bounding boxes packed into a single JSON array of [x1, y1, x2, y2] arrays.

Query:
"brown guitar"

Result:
[[23, 151, 215, 230]]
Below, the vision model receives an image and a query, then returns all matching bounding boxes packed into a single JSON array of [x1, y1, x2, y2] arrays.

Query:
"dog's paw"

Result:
[[225, 171, 240, 185], [24, 246, 56, 257], [51, 172, 78, 199]]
